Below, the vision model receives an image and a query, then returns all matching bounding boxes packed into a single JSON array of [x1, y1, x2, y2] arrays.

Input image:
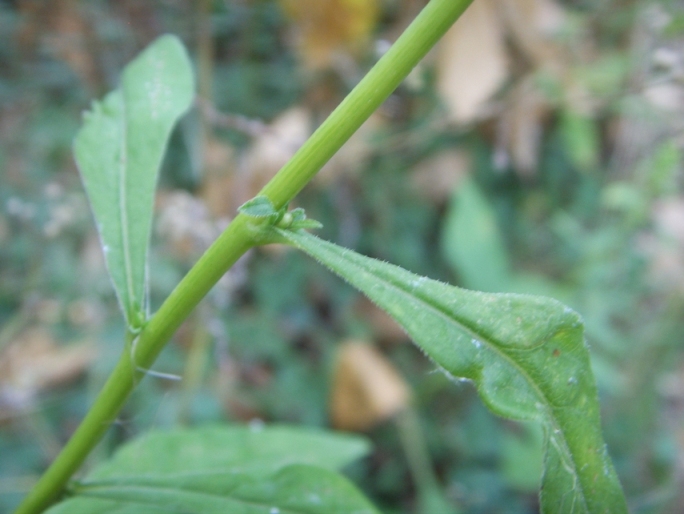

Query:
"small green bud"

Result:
[[129, 309, 147, 333], [278, 212, 294, 228]]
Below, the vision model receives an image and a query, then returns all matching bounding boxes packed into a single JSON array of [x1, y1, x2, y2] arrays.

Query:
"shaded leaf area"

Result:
[[53, 465, 378, 514], [440, 176, 564, 299], [73, 35, 194, 323], [441, 178, 510, 292], [276, 229, 627, 514], [46, 424, 376, 514]]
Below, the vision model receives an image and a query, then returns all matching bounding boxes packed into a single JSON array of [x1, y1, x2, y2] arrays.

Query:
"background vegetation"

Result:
[[0, 0, 683, 512]]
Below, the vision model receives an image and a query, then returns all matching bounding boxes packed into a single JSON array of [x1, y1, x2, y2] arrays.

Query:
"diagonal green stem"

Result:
[[14, 1, 473, 512]]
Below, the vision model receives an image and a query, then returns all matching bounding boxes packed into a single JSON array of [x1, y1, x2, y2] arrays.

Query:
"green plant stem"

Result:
[[396, 409, 458, 514], [15, 1, 473, 512]]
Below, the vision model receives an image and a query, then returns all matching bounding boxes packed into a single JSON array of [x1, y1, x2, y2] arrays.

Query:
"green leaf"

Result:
[[94, 424, 370, 478], [441, 179, 510, 292], [64, 465, 379, 514], [74, 35, 194, 323], [291, 219, 323, 230], [276, 230, 628, 514], [285, 208, 323, 230], [643, 139, 681, 196], [560, 109, 599, 172], [501, 421, 544, 492], [239, 196, 323, 232], [239, 196, 280, 219], [46, 424, 375, 514]]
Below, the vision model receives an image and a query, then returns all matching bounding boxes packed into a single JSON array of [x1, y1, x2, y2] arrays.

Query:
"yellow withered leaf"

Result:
[[330, 341, 410, 432], [0, 328, 96, 414], [279, 0, 379, 69]]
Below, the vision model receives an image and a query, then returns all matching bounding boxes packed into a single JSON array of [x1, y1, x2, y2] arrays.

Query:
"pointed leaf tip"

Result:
[[74, 35, 194, 322]]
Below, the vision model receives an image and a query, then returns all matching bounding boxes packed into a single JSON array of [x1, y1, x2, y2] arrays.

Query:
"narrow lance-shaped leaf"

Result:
[[276, 229, 628, 514], [74, 35, 194, 324]]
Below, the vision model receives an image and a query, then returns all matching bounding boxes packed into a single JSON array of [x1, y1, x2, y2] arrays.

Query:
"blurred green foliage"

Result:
[[1, 1, 683, 513]]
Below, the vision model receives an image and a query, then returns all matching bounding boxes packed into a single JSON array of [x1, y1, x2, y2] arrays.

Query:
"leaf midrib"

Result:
[[118, 93, 135, 318]]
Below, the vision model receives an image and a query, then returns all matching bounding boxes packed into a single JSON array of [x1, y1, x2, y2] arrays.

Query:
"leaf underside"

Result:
[[46, 425, 376, 514], [276, 229, 628, 514], [74, 35, 194, 323]]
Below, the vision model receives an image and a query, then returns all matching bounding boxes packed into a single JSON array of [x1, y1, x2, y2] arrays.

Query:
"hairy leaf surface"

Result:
[[46, 425, 374, 514], [73, 35, 194, 323], [277, 229, 627, 514]]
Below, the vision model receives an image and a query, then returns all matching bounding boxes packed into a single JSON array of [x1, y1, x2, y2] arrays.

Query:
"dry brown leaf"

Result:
[[199, 135, 237, 219], [0, 328, 96, 414], [330, 341, 410, 431], [496, 76, 550, 175], [199, 108, 311, 226], [410, 149, 470, 203], [500, 0, 567, 70], [156, 190, 222, 260], [437, 0, 509, 124], [244, 107, 311, 198], [279, 0, 379, 70], [496, 0, 573, 172]]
